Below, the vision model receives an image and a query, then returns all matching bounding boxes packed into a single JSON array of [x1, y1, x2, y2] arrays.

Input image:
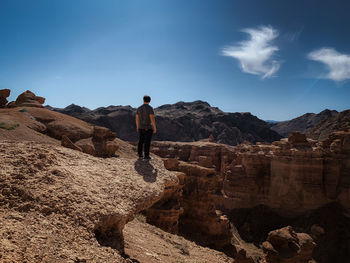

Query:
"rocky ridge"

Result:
[[270, 109, 338, 137], [48, 101, 282, 146], [307, 109, 350, 141]]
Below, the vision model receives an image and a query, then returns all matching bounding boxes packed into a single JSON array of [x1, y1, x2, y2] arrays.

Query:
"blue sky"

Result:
[[1, 0, 349, 120]]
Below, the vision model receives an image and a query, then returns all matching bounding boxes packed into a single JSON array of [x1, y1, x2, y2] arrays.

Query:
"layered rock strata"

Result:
[[75, 126, 119, 157], [0, 140, 177, 262], [148, 131, 350, 261], [5, 90, 46, 108], [143, 170, 185, 234]]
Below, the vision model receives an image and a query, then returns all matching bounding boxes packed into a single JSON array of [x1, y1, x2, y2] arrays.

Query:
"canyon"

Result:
[[146, 130, 350, 263], [1, 89, 349, 263]]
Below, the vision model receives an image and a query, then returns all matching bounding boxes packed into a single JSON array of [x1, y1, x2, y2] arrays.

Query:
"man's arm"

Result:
[[136, 114, 140, 131], [150, 114, 157, 133]]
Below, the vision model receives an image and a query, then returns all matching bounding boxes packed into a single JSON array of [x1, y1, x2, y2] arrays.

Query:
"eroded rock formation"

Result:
[[262, 226, 315, 263], [148, 130, 350, 262], [75, 126, 119, 157], [308, 109, 350, 141], [0, 140, 177, 262], [13, 90, 46, 108], [0, 89, 10, 107], [271, 109, 338, 137]]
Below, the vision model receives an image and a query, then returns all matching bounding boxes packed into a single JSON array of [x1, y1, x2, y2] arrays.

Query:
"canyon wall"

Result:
[[147, 131, 350, 262], [151, 131, 350, 216]]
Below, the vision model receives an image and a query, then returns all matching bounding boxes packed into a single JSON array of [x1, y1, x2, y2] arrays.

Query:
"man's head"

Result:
[[143, 95, 151, 104]]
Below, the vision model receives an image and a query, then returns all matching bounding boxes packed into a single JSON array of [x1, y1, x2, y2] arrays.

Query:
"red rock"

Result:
[[163, 158, 179, 171], [262, 226, 315, 263], [15, 90, 45, 108], [0, 89, 10, 107], [143, 173, 184, 234], [0, 89, 10, 98], [46, 120, 92, 142], [0, 97, 8, 107], [288, 131, 309, 146], [233, 245, 255, 263], [61, 135, 82, 152], [92, 126, 117, 141], [310, 224, 325, 237], [147, 131, 350, 254], [75, 137, 119, 157]]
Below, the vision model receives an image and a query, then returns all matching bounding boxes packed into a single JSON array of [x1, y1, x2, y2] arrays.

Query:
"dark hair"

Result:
[[143, 95, 151, 103]]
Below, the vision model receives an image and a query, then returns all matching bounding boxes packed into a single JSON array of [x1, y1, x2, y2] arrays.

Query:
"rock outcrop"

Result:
[[308, 110, 350, 141], [49, 100, 282, 145], [150, 143, 234, 249], [143, 170, 185, 234], [75, 126, 119, 157], [0, 89, 10, 107], [152, 132, 350, 215], [271, 109, 339, 137], [0, 140, 177, 262], [149, 130, 350, 262], [13, 90, 46, 108], [262, 226, 315, 263]]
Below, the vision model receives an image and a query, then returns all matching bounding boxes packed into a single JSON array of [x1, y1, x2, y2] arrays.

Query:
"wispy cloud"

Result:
[[222, 26, 281, 79], [283, 27, 304, 42], [308, 48, 350, 81]]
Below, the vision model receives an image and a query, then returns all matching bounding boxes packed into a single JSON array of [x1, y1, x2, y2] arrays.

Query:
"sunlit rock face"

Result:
[[148, 130, 350, 260], [152, 131, 350, 216]]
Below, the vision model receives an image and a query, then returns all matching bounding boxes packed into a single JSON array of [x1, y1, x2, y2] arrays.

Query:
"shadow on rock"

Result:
[[134, 159, 158, 183]]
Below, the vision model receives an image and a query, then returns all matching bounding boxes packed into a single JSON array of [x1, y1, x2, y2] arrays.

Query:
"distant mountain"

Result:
[[265, 120, 280, 124], [48, 101, 282, 146], [270, 109, 339, 137], [307, 110, 350, 140]]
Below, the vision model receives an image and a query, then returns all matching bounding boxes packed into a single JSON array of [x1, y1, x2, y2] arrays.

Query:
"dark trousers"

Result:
[[138, 129, 153, 157]]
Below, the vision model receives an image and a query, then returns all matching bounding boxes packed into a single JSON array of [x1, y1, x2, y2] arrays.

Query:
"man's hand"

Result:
[[150, 114, 157, 134], [135, 114, 139, 133]]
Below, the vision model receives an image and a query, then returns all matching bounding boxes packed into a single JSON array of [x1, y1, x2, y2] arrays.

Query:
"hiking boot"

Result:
[[143, 156, 151, 160]]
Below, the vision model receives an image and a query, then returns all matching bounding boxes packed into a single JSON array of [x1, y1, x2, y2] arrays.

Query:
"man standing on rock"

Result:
[[136, 95, 157, 160]]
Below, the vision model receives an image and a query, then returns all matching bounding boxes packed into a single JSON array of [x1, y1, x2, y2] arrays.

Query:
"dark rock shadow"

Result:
[[134, 159, 158, 183]]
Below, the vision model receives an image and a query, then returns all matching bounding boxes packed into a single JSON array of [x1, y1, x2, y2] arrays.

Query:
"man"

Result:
[[136, 95, 157, 160]]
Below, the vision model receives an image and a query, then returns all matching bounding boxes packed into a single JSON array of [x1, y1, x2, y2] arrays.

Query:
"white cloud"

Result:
[[222, 26, 281, 79], [308, 48, 350, 81]]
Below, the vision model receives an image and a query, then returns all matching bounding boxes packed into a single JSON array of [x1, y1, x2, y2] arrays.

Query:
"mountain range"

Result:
[[270, 109, 339, 137], [47, 101, 282, 145], [48, 102, 350, 145]]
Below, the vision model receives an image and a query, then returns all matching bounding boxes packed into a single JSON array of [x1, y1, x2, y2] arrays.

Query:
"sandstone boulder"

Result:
[[92, 126, 117, 141], [75, 126, 119, 157], [61, 135, 83, 152], [0, 88, 10, 107], [233, 245, 255, 263], [0, 88, 10, 98], [15, 90, 45, 107], [288, 131, 308, 146], [262, 226, 315, 263], [46, 120, 92, 141]]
